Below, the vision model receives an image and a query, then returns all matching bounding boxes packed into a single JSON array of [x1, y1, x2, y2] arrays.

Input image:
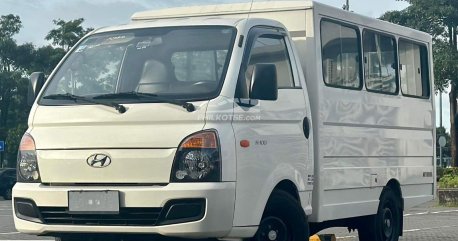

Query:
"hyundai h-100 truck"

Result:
[[14, 1, 435, 241]]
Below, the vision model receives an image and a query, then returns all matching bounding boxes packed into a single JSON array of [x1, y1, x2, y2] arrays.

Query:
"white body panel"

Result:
[[13, 1, 435, 239]]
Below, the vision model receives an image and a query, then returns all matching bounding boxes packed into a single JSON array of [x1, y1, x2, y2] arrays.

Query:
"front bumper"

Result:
[[13, 182, 236, 238]]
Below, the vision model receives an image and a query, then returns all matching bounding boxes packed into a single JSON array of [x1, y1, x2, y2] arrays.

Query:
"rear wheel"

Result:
[[249, 190, 309, 241], [358, 187, 402, 241]]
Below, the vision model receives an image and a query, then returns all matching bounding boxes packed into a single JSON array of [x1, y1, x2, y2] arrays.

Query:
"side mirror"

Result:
[[27, 72, 45, 106], [250, 64, 278, 101]]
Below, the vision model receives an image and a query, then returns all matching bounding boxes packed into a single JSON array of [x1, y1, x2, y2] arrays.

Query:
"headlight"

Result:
[[17, 133, 41, 183], [171, 130, 221, 182]]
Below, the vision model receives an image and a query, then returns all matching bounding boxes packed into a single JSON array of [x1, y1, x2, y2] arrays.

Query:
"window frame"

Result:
[[235, 26, 297, 99], [361, 29, 399, 95], [282, 36, 302, 89], [398, 38, 431, 99], [320, 18, 363, 91]]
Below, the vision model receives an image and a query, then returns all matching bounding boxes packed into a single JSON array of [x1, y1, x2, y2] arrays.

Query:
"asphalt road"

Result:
[[1, 197, 458, 241]]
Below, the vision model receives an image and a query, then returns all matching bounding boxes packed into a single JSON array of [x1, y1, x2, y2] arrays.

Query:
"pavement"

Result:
[[318, 199, 458, 240], [1, 197, 458, 241]]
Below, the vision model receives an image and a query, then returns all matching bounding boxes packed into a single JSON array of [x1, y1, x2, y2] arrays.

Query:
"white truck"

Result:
[[13, 1, 435, 241]]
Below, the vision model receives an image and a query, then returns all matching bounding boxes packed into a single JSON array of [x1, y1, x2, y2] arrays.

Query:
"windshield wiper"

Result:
[[43, 93, 127, 114], [93, 91, 196, 112]]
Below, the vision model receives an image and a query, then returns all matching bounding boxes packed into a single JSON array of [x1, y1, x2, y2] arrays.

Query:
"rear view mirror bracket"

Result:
[[28, 72, 46, 106]]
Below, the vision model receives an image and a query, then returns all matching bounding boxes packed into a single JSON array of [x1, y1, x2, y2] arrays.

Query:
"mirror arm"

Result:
[[235, 98, 255, 108]]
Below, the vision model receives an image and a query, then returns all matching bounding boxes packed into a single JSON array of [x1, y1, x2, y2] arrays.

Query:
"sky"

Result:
[[0, 0, 447, 130]]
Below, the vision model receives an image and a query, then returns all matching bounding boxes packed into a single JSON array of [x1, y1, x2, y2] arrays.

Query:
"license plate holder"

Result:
[[68, 190, 120, 214]]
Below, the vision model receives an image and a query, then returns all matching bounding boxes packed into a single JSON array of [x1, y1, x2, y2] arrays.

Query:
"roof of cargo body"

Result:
[[131, 1, 431, 43], [131, 1, 314, 21]]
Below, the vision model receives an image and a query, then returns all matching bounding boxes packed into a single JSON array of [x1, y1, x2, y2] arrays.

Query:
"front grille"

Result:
[[38, 207, 163, 226]]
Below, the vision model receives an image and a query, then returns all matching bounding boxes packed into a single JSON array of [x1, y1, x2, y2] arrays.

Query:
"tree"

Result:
[[0, 14, 22, 39], [0, 14, 29, 167], [32, 46, 66, 75], [381, 0, 458, 166], [45, 18, 94, 51], [0, 15, 93, 167]]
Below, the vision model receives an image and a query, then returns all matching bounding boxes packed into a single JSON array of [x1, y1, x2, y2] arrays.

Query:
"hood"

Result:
[[30, 101, 208, 150]]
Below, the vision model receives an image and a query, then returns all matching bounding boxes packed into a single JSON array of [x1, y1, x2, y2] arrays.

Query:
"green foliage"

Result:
[[0, 14, 93, 167], [32, 46, 66, 75], [443, 167, 458, 176], [434, 40, 458, 92], [437, 167, 446, 181], [0, 14, 22, 39], [5, 123, 27, 166], [45, 18, 94, 51], [439, 171, 458, 189], [438, 168, 458, 188]]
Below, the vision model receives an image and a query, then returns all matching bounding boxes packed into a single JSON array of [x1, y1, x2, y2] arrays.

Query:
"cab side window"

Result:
[[247, 36, 294, 89], [238, 34, 294, 98]]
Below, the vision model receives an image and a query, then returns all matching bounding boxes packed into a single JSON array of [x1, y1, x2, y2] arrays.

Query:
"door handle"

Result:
[[303, 117, 310, 139]]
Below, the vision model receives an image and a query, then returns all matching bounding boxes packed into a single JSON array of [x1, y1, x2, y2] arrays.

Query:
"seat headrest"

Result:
[[139, 59, 168, 84]]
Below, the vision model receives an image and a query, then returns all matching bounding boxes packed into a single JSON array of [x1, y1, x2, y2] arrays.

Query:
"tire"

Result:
[[358, 187, 402, 241], [248, 190, 309, 241], [3, 187, 12, 200]]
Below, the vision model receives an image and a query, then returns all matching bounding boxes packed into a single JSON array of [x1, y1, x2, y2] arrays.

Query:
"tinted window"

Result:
[[321, 21, 361, 88], [399, 40, 430, 97], [246, 36, 294, 89], [363, 31, 397, 93]]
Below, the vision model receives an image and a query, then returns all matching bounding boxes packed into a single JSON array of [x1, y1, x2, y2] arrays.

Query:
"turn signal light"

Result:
[[181, 132, 218, 149]]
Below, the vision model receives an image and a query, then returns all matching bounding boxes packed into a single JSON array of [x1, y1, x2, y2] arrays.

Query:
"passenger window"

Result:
[[171, 50, 228, 82], [399, 41, 430, 97], [245, 36, 294, 90], [321, 21, 361, 89], [363, 31, 397, 93]]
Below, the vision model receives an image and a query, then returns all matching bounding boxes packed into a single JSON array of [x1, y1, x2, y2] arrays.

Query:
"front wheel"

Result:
[[3, 187, 12, 200], [249, 190, 309, 241], [358, 187, 402, 241]]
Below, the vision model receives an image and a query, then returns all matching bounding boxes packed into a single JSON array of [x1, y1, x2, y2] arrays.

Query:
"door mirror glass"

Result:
[[250, 64, 278, 101], [28, 72, 45, 106]]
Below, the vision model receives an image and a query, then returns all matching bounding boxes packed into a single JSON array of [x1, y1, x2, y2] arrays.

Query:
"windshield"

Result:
[[40, 26, 236, 105]]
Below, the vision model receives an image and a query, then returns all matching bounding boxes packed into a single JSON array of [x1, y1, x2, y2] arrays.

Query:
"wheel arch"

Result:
[[259, 179, 302, 221], [232, 162, 309, 227], [273, 179, 301, 202], [384, 178, 404, 210]]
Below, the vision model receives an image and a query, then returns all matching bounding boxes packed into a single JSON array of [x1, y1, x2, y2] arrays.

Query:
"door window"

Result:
[[238, 33, 294, 98]]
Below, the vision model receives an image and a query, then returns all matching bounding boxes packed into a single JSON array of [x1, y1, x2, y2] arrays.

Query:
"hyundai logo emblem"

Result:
[[87, 154, 112, 168]]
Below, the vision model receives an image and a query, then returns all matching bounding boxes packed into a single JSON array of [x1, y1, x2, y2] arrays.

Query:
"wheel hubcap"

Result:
[[382, 207, 394, 238], [268, 230, 278, 240], [257, 216, 288, 241]]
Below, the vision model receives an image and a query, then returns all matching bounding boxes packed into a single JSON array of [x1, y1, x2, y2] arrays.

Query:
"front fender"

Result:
[[233, 162, 307, 226]]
